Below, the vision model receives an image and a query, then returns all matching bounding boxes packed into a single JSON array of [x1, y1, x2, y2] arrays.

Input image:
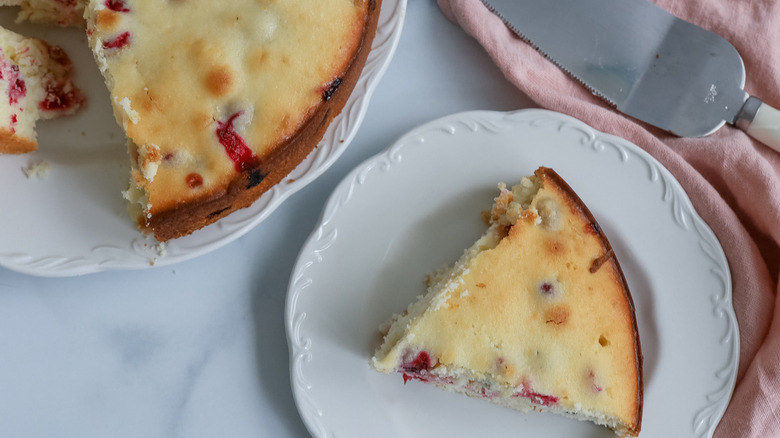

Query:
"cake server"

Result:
[[481, 0, 780, 152]]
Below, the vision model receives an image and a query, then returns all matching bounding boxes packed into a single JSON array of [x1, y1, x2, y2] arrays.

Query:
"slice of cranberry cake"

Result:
[[371, 167, 643, 437], [0, 26, 85, 154], [84, 0, 381, 241], [0, 0, 86, 27]]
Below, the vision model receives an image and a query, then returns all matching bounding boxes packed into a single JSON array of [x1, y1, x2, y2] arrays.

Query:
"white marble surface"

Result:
[[0, 1, 533, 436]]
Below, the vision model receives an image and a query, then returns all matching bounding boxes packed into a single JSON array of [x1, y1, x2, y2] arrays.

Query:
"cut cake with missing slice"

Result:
[[371, 167, 643, 437], [84, 0, 381, 241]]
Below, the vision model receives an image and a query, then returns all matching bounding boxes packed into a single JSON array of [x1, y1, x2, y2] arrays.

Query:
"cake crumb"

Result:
[[137, 143, 161, 181], [156, 242, 167, 258], [116, 96, 139, 125], [146, 240, 167, 266], [23, 161, 51, 179]]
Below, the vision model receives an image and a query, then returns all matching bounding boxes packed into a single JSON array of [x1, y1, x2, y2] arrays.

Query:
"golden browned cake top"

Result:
[[372, 168, 642, 436], [85, 0, 371, 214]]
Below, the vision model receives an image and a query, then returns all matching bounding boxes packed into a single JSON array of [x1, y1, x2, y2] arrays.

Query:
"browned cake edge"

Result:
[[0, 127, 37, 154], [536, 166, 644, 436], [144, 0, 383, 241]]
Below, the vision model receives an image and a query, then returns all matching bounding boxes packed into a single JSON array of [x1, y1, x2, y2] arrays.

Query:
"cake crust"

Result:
[[536, 167, 643, 435], [0, 127, 36, 154]]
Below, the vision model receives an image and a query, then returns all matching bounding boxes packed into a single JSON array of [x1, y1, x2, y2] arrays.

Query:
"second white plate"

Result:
[[286, 109, 738, 438]]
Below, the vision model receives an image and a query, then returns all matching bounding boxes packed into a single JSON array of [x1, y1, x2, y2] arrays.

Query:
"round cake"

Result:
[[85, 0, 382, 240]]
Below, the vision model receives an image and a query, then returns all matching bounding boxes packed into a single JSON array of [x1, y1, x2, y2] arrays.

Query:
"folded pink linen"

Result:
[[437, 0, 780, 436]]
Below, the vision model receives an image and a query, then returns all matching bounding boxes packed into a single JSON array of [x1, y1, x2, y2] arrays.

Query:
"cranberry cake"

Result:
[[0, 0, 86, 27], [84, 0, 381, 241], [371, 167, 643, 437], [0, 26, 85, 154]]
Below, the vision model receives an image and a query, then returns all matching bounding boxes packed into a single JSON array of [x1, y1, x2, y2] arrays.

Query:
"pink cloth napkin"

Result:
[[437, 0, 780, 436]]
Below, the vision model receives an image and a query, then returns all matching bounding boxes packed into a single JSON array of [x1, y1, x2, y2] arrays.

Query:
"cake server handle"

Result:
[[735, 97, 780, 153]]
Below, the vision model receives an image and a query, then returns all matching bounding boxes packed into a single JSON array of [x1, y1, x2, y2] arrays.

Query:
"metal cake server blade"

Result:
[[482, 0, 780, 151]]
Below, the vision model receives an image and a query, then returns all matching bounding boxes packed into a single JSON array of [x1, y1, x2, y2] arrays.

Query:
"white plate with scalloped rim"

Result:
[[286, 109, 738, 438], [0, 0, 405, 277]]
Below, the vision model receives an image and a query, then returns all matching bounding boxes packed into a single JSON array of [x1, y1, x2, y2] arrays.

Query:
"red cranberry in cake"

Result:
[[539, 281, 555, 296], [399, 350, 435, 383], [322, 78, 342, 101], [84, 0, 383, 241], [371, 167, 643, 437], [215, 110, 260, 172], [588, 369, 604, 393], [104, 0, 128, 12], [101, 31, 131, 50], [1, 63, 26, 104], [186, 172, 203, 188], [0, 26, 85, 154], [515, 381, 560, 407], [39, 50, 84, 114]]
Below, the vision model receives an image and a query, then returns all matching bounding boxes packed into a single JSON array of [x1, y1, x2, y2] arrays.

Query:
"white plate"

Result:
[[286, 110, 739, 438], [0, 0, 406, 277]]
